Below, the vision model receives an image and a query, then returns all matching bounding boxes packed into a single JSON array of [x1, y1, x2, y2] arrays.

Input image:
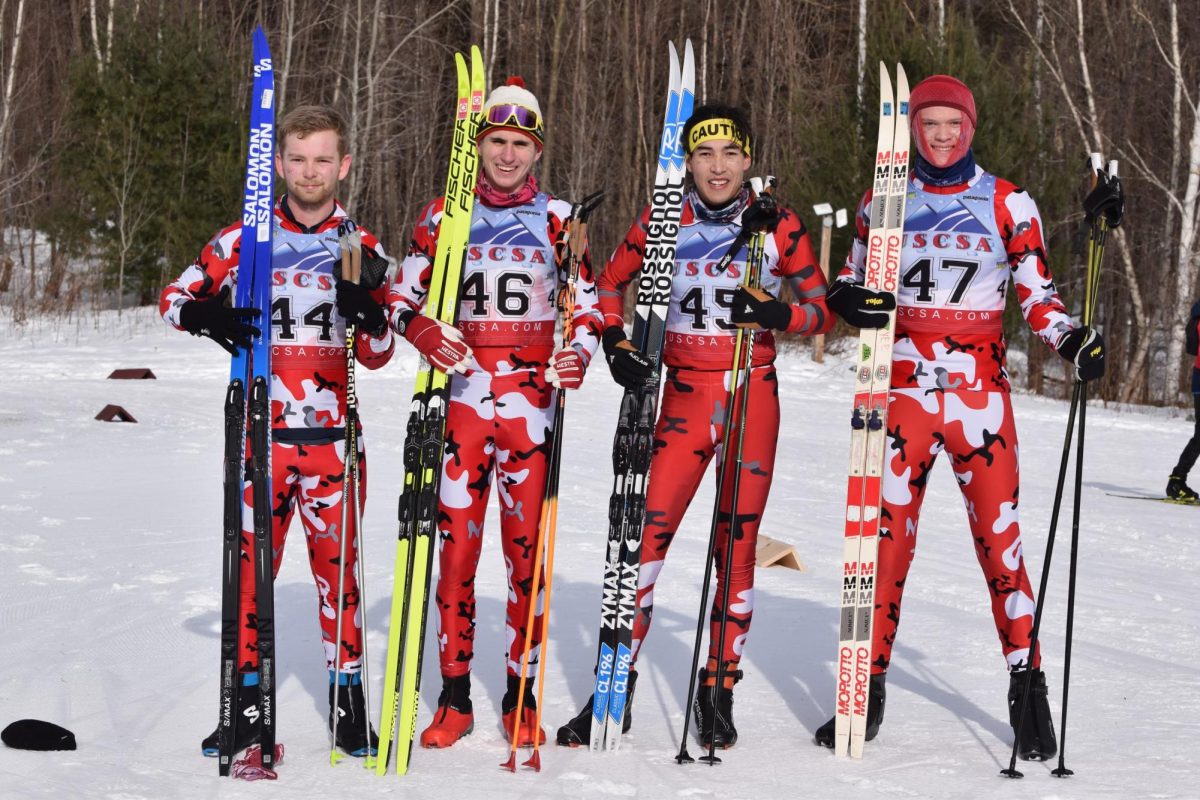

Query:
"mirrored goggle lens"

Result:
[[485, 104, 540, 130]]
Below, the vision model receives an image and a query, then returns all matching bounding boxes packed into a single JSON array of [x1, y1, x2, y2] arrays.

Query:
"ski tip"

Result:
[[470, 45, 486, 99], [895, 62, 909, 91]]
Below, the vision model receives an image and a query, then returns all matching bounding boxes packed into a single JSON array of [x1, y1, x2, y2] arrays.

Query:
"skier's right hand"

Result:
[[178, 285, 261, 356], [825, 280, 895, 329], [602, 326, 653, 389], [401, 313, 473, 375]]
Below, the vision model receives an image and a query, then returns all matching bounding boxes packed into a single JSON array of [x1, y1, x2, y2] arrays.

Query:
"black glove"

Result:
[[825, 281, 896, 329], [178, 285, 260, 356], [602, 326, 653, 389], [1056, 327, 1106, 383], [1083, 171, 1123, 228], [333, 243, 390, 291], [359, 246, 391, 290], [336, 279, 387, 336], [740, 192, 780, 233], [730, 286, 791, 331]]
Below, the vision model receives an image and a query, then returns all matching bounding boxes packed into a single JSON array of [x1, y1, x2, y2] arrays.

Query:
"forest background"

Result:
[[0, 0, 1197, 406]]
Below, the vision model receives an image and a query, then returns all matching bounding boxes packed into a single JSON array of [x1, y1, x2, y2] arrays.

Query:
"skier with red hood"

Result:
[[816, 74, 1105, 760]]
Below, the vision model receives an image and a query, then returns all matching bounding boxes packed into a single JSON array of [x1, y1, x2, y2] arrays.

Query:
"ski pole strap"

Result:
[[713, 177, 777, 277], [557, 191, 605, 346]]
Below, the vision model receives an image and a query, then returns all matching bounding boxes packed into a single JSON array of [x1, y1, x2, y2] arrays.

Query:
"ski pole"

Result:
[[1002, 154, 1120, 779], [677, 179, 772, 765], [701, 227, 765, 766], [503, 191, 605, 772], [330, 225, 365, 765]]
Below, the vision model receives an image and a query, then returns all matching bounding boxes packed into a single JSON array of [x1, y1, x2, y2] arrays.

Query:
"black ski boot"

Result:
[[1166, 474, 1200, 503], [556, 670, 638, 746], [694, 666, 743, 749], [1008, 668, 1057, 761], [814, 672, 886, 748], [330, 675, 378, 757], [201, 682, 261, 757]]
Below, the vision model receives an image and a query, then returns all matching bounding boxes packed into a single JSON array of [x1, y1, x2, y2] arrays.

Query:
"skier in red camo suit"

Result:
[[387, 77, 603, 749], [161, 105, 392, 759], [815, 74, 1105, 760], [557, 103, 839, 750]]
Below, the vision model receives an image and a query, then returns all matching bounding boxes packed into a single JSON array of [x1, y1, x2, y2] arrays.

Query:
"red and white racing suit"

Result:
[[388, 191, 603, 679], [161, 197, 394, 676], [838, 166, 1076, 673], [599, 190, 833, 672]]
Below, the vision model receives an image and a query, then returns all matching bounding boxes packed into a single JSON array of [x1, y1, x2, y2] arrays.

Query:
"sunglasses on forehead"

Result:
[[484, 103, 541, 131]]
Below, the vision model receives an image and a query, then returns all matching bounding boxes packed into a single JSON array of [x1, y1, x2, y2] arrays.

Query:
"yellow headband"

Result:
[[686, 118, 751, 156]]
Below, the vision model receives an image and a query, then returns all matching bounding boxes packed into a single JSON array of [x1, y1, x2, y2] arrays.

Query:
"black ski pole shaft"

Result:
[[702, 226, 767, 764], [1002, 379, 1080, 779], [675, 350, 742, 765], [677, 213, 768, 765], [702, 338, 754, 766], [1053, 174, 1112, 778], [1053, 378, 1086, 779]]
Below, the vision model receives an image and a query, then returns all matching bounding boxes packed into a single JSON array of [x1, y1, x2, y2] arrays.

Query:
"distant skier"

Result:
[[1167, 298, 1200, 503], [557, 104, 840, 749], [387, 77, 603, 749], [161, 105, 393, 758], [817, 75, 1105, 760]]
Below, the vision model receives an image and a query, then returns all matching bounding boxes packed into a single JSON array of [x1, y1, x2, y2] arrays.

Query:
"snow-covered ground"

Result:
[[0, 307, 1195, 799]]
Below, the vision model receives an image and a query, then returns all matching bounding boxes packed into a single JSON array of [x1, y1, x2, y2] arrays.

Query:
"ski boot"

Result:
[[1166, 474, 1200, 504], [556, 670, 638, 746], [1008, 668, 1057, 761], [501, 674, 546, 747], [419, 673, 474, 748], [201, 680, 261, 757], [694, 664, 743, 749], [329, 672, 378, 757], [813, 672, 886, 748]]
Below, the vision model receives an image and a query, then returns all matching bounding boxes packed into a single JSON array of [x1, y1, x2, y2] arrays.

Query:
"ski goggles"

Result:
[[686, 118, 751, 156], [477, 103, 545, 145]]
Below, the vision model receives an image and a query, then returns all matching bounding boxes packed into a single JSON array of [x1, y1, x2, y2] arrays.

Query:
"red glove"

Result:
[[545, 347, 586, 390], [403, 315, 472, 374]]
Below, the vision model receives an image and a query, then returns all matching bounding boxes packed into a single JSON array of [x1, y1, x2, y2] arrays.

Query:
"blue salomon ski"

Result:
[[218, 25, 275, 776]]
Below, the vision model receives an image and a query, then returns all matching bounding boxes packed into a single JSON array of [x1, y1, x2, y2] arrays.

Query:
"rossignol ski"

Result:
[[376, 45, 484, 777], [218, 25, 275, 777], [589, 39, 694, 753], [835, 62, 908, 760]]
